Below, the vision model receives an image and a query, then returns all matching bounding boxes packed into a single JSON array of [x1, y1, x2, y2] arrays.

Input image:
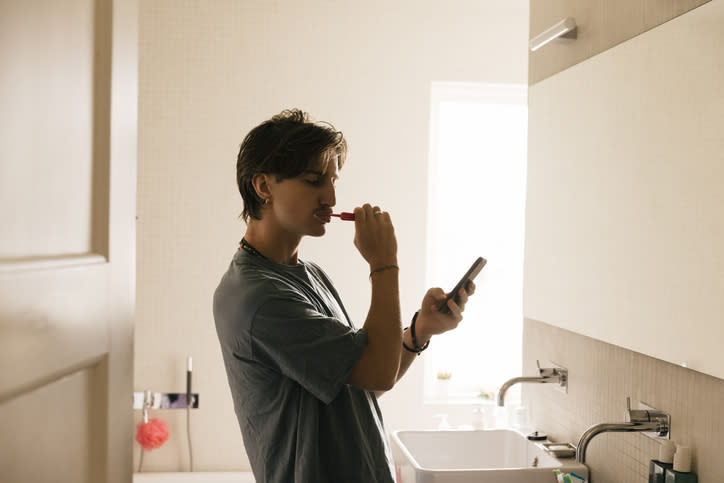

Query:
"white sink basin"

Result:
[[392, 429, 588, 483]]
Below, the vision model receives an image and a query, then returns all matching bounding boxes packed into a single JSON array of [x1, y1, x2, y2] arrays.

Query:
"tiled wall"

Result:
[[522, 318, 724, 483], [136, 0, 529, 472]]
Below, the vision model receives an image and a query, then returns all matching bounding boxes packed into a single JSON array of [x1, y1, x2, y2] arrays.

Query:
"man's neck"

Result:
[[243, 220, 300, 266]]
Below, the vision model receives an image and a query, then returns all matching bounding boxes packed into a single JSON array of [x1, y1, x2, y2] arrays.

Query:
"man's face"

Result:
[[266, 154, 339, 238]]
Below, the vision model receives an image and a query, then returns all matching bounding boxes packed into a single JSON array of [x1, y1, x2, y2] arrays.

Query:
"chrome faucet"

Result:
[[497, 360, 568, 406], [576, 397, 670, 463]]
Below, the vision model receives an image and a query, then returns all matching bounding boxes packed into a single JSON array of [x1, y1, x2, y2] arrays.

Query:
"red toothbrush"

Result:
[[330, 212, 355, 221]]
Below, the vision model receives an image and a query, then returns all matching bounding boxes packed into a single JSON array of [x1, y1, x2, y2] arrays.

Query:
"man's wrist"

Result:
[[368, 257, 398, 270], [403, 327, 429, 347], [412, 311, 432, 343], [402, 311, 430, 355], [369, 264, 399, 279]]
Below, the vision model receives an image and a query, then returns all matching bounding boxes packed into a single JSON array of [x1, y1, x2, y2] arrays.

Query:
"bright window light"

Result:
[[425, 82, 528, 403]]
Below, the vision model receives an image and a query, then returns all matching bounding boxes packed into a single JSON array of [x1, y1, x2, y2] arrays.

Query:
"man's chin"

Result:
[[307, 225, 327, 237]]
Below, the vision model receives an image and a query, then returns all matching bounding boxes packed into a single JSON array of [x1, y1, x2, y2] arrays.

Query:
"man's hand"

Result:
[[414, 281, 476, 344], [353, 204, 397, 269]]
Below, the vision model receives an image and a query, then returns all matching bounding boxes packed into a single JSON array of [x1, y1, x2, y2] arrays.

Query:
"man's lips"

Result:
[[315, 210, 332, 222]]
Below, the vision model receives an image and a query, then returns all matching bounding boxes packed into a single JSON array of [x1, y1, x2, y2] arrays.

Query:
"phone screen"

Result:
[[438, 256, 487, 313]]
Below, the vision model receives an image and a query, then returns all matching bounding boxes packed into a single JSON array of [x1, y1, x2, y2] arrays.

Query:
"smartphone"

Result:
[[438, 256, 487, 314]]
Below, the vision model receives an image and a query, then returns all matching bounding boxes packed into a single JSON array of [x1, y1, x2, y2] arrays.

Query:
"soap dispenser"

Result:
[[433, 414, 451, 430], [649, 439, 675, 483], [664, 445, 698, 483]]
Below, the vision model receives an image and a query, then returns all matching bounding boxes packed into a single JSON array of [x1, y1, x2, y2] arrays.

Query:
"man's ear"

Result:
[[251, 173, 272, 201]]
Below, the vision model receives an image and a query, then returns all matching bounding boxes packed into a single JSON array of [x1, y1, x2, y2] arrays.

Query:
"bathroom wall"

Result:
[[135, 0, 528, 472], [525, 0, 724, 383], [522, 2, 724, 482], [522, 318, 724, 482]]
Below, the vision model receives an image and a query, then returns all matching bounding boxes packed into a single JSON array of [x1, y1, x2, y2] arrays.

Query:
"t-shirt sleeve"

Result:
[[249, 294, 368, 405]]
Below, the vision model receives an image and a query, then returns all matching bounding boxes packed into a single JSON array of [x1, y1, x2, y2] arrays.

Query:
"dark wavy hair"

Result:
[[236, 109, 348, 222]]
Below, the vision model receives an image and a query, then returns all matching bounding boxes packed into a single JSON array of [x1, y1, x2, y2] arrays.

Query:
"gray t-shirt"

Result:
[[213, 249, 396, 483]]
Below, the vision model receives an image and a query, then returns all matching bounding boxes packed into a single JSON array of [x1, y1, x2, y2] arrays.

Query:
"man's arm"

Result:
[[385, 325, 430, 391], [347, 268, 402, 391], [374, 283, 474, 398], [346, 204, 402, 392]]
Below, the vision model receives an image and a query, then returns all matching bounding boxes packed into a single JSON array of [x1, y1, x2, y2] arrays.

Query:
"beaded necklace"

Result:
[[239, 237, 269, 261]]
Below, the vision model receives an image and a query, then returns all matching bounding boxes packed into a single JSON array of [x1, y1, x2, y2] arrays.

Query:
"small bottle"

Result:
[[664, 445, 698, 483], [471, 404, 485, 430], [649, 439, 675, 483], [512, 406, 529, 432]]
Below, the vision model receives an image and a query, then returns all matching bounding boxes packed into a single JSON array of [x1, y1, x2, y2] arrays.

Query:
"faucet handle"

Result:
[[625, 397, 669, 429], [536, 360, 553, 376], [626, 397, 647, 422]]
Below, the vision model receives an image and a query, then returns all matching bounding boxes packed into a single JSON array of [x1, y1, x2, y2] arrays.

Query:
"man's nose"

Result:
[[323, 180, 336, 207]]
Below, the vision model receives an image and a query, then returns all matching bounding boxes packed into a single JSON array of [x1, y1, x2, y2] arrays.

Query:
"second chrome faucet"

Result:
[[576, 397, 670, 463]]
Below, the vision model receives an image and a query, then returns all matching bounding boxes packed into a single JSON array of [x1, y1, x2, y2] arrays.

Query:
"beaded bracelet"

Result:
[[402, 311, 430, 356], [369, 264, 399, 280]]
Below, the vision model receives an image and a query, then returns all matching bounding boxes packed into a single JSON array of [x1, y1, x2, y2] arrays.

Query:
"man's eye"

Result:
[[306, 178, 323, 186]]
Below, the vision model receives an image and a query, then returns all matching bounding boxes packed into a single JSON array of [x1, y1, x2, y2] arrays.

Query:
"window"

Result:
[[425, 82, 528, 402]]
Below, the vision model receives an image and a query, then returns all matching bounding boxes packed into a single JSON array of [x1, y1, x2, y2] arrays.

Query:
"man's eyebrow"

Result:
[[302, 170, 338, 179]]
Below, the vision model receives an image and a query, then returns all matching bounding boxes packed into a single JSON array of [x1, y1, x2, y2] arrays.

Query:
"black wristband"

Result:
[[402, 311, 429, 356], [402, 338, 418, 354]]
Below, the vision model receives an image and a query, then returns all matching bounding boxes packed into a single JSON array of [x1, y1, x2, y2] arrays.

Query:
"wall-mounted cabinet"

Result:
[[524, 0, 724, 380], [529, 0, 710, 84]]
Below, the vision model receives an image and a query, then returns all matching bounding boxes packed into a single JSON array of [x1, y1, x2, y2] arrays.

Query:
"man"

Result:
[[214, 109, 474, 482]]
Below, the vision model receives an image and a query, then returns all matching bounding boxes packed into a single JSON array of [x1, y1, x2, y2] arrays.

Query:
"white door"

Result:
[[0, 1, 137, 482]]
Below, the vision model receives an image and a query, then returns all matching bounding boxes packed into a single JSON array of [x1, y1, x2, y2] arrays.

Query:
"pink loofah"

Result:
[[136, 418, 169, 451]]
